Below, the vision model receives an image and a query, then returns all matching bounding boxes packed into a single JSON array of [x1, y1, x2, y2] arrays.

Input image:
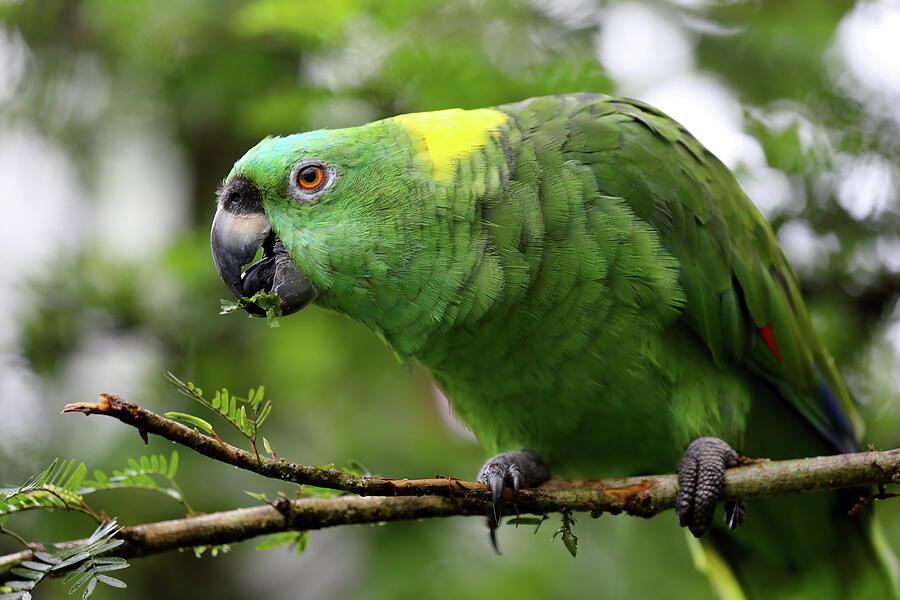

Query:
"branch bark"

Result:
[[0, 395, 893, 575], [2, 447, 898, 574], [59, 394, 900, 500]]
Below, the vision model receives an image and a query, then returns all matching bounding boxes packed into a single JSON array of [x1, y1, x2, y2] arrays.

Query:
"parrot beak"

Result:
[[211, 177, 316, 317]]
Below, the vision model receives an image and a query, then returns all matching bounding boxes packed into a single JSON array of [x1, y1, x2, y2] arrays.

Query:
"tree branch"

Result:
[[1, 448, 898, 574], [62, 393, 463, 495], [59, 395, 900, 500], [7, 396, 900, 576]]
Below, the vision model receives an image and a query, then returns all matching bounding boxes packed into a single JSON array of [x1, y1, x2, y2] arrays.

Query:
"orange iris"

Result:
[[298, 166, 325, 190]]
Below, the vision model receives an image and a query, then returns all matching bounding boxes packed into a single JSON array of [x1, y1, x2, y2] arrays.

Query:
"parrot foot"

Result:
[[476, 449, 551, 554], [676, 437, 746, 538]]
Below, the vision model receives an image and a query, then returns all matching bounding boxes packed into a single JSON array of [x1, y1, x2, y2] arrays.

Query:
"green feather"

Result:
[[225, 93, 895, 599]]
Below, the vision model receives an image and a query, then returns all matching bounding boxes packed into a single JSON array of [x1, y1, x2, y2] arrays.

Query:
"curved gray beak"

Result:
[[211, 177, 316, 316], [210, 207, 271, 299]]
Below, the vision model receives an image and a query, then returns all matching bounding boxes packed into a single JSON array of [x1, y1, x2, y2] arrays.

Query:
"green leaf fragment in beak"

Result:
[[218, 290, 284, 327]]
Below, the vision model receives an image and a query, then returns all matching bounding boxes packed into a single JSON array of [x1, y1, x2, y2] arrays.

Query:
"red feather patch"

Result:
[[758, 324, 783, 362]]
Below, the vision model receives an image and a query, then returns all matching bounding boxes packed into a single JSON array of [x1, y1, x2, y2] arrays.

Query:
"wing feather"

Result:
[[540, 94, 861, 452]]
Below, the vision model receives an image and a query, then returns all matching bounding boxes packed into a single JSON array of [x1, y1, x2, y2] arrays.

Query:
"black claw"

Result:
[[676, 437, 744, 538], [488, 475, 504, 523], [476, 449, 551, 552], [487, 516, 501, 555], [511, 469, 522, 494], [724, 500, 746, 530]]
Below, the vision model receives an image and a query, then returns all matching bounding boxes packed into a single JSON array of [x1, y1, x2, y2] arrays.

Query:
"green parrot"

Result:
[[210, 93, 898, 599]]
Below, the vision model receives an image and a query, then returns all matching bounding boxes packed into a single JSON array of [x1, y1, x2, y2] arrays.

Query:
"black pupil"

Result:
[[301, 168, 319, 184]]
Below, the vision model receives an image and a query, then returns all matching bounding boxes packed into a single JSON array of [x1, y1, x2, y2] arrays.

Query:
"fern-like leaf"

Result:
[[79, 451, 192, 513], [166, 372, 272, 455], [0, 460, 88, 517], [163, 411, 214, 434], [254, 531, 309, 554], [1, 520, 129, 599]]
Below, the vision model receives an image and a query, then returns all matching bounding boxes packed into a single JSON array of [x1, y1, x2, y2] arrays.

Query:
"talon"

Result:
[[511, 467, 522, 494], [487, 516, 501, 555], [488, 475, 504, 523], [724, 500, 746, 530], [476, 449, 551, 552]]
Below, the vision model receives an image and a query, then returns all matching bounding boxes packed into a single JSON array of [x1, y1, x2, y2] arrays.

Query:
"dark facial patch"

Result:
[[219, 176, 263, 215]]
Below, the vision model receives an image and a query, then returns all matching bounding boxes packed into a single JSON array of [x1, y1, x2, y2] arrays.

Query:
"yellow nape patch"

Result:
[[393, 108, 509, 182]]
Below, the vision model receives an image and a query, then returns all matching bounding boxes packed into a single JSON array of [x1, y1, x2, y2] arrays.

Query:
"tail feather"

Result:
[[696, 491, 898, 600], [871, 516, 900, 597], [686, 533, 746, 600], [709, 367, 900, 599]]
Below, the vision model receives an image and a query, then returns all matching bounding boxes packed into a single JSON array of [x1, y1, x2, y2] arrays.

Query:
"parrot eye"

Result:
[[288, 161, 335, 201], [298, 165, 325, 190]]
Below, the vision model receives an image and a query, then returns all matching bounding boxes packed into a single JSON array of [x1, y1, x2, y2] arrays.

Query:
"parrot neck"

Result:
[[314, 121, 686, 378], [312, 125, 521, 361]]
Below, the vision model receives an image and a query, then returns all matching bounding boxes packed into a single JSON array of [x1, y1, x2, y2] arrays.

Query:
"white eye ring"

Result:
[[288, 160, 336, 202]]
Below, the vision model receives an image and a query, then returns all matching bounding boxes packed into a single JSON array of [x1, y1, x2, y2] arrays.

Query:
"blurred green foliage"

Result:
[[1, 1, 898, 599]]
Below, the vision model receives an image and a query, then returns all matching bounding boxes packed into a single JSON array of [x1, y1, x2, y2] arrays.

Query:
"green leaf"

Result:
[[168, 451, 179, 478], [52, 553, 90, 571], [82, 577, 97, 600], [92, 557, 128, 565], [31, 552, 57, 564], [257, 403, 272, 427], [64, 464, 87, 493], [166, 374, 274, 454], [96, 575, 126, 589], [254, 532, 298, 551], [235, 406, 244, 431], [17, 562, 51, 573], [243, 490, 269, 502], [163, 412, 213, 434], [62, 563, 93, 587], [92, 564, 129, 573], [262, 437, 273, 455], [253, 291, 283, 327], [300, 485, 345, 498], [86, 540, 124, 556], [562, 531, 578, 557], [344, 460, 371, 476], [552, 512, 578, 558], [221, 290, 284, 325], [294, 531, 309, 554], [254, 531, 309, 554], [53, 461, 74, 488], [2, 583, 33, 592], [219, 298, 241, 314]]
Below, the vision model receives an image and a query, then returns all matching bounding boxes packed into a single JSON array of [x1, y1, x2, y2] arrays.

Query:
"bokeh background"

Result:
[[1, 0, 899, 598]]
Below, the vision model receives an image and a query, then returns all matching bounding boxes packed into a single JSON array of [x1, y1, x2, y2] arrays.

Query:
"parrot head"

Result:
[[211, 108, 510, 350], [211, 119, 437, 323]]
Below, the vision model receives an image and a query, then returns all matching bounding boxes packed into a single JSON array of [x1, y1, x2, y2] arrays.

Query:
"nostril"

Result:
[[219, 176, 263, 214]]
